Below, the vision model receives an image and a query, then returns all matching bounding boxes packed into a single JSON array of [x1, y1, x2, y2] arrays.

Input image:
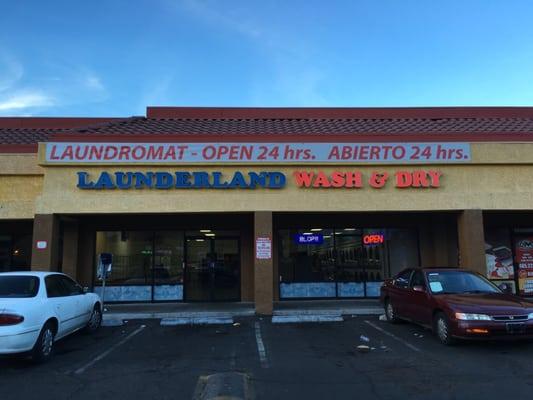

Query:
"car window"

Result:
[[0, 276, 40, 298], [410, 271, 426, 288], [59, 276, 84, 296], [394, 269, 413, 289], [426, 271, 501, 294], [45, 275, 68, 298]]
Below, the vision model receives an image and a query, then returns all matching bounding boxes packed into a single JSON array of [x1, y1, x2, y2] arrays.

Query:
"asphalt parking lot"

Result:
[[2, 316, 533, 400]]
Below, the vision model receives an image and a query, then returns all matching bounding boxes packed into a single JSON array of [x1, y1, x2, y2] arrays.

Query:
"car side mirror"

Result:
[[498, 283, 512, 294], [83, 286, 89, 294], [413, 285, 426, 293]]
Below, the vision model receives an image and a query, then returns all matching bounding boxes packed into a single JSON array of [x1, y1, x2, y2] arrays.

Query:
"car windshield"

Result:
[[0, 276, 40, 298], [426, 271, 501, 295]]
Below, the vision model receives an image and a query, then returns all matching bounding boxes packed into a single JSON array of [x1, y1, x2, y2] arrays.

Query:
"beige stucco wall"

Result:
[[0, 154, 43, 219], [4, 142, 533, 219], [30, 164, 533, 214]]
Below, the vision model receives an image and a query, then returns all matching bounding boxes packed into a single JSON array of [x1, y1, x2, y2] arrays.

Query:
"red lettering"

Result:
[[341, 146, 352, 160], [146, 145, 164, 160], [392, 146, 406, 160], [163, 146, 176, 160], [118, 146, 131, 160], [359, 146, 369, 160], [412, 170, 430, 187], [428, 170, 442, 187], [369, 146, 380, 160], [345, 172, 362, 188], [104, 146, 118, 160], [293, 171, 314, 187], [217, 145, 229, 159], [132, 146, 146, 160], [74, 145, 88, 160], [363, 234, 384, 244], [202, 145, 216, 160], [395, 171, 412, 188], [89, 145, 103, 160], [312, 172, 331, 188], [50, 145, 60, 160], [61, 145, 73, 160], [330, 171, 345, 188], [327, 146, 340, 160]]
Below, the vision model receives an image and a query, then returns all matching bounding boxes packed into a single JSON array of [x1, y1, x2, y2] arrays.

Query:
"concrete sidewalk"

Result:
[[103, 300, 383, 322]]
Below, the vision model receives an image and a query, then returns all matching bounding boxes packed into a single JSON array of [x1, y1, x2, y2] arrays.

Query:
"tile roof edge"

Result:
[[146, 106, 533, 120]]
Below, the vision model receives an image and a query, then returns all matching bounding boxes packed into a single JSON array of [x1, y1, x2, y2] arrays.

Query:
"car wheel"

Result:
[[32, 321, 55, 363], [84, 304, 102, 333], [434, 312, 455, 345], [384, 299, 399, 323]]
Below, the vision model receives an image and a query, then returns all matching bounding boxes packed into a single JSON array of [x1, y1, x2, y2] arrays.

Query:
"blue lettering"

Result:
[[134, 172, 154, 188], [77, 172, 95, 189], [212, 172, 229, 189], [94, 172, 116, 190], [228, 172, 247, 188], [267, 172, 286, 189], [175, 172, 191, 188], [248, 172, 267, 188], [193, 172, 210, 188], [155, 172, 173, 189], [115, 172, 133, 189]]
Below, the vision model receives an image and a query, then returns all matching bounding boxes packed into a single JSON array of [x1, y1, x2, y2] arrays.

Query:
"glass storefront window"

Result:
[[279, 229, 335, 283], [0, 234, 32, 272], [278, 227, 419, 298], [154, 231, 184, 285], [95, 231, 154, 285]]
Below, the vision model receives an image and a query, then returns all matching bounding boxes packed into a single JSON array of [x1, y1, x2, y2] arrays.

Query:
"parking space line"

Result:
[[73, 325, 146, 375], [364, 320, 422, 353], [254, 321, 270, 369]]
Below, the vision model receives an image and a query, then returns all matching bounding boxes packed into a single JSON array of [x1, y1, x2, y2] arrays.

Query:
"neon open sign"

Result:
[[363, 234, 385, 245]]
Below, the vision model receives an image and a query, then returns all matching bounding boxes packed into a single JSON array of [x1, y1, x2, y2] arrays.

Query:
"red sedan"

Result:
[[380, 268, 533, 344]]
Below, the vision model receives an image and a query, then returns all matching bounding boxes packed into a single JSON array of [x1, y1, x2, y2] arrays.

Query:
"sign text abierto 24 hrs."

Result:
[[45, 142, 471, 164]]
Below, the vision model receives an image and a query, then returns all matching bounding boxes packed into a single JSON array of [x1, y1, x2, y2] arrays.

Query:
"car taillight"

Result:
[[0, 313, 24, 326]]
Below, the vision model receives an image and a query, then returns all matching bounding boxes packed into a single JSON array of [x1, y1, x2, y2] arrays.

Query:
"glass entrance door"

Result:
[[184, 237, 240, 301]]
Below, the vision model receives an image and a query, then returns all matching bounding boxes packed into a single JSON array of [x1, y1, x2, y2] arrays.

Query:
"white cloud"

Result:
[[84, 74, 105, 91], [0, 91, 55, 112]]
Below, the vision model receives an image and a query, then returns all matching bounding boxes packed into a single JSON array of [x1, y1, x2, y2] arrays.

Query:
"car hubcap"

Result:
[[42, 329, 53, 356], [386, 303, 394, 319], [89, 310, 101, 329], [437, 318, 448, 341]]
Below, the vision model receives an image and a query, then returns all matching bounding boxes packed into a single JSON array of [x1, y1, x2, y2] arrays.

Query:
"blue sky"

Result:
[[1, 0, 533, 116]]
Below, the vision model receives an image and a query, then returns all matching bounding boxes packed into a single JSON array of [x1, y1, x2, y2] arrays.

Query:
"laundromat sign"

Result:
[[76, 170, 442, 190], [44, 142, 471, 164]]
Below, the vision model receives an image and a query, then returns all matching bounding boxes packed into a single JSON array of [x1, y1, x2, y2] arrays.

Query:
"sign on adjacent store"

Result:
[[44, 142, 471, 164]]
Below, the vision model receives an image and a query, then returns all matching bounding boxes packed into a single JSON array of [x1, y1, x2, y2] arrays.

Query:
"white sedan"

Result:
[[0, 271, 102, 362]]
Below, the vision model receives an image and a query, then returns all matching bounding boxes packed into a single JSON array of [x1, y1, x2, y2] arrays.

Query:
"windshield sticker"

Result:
[[429, 282, 443, 292]]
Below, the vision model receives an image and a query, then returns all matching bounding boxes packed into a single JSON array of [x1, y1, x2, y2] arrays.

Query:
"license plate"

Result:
[[506, 323, 526, 334]]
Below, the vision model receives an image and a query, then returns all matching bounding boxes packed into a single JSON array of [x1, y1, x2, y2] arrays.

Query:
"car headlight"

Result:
[[455, 313, 492, 321]]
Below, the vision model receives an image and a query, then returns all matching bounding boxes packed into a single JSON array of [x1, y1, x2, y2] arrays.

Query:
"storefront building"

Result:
[[2, 107, 533, 314]]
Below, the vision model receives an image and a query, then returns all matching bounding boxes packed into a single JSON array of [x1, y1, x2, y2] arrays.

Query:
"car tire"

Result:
[[31, 321, 55, 363], [384, 299, 399, 323], [433, 312, 455, 345], [84, 304, 102, 334]]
